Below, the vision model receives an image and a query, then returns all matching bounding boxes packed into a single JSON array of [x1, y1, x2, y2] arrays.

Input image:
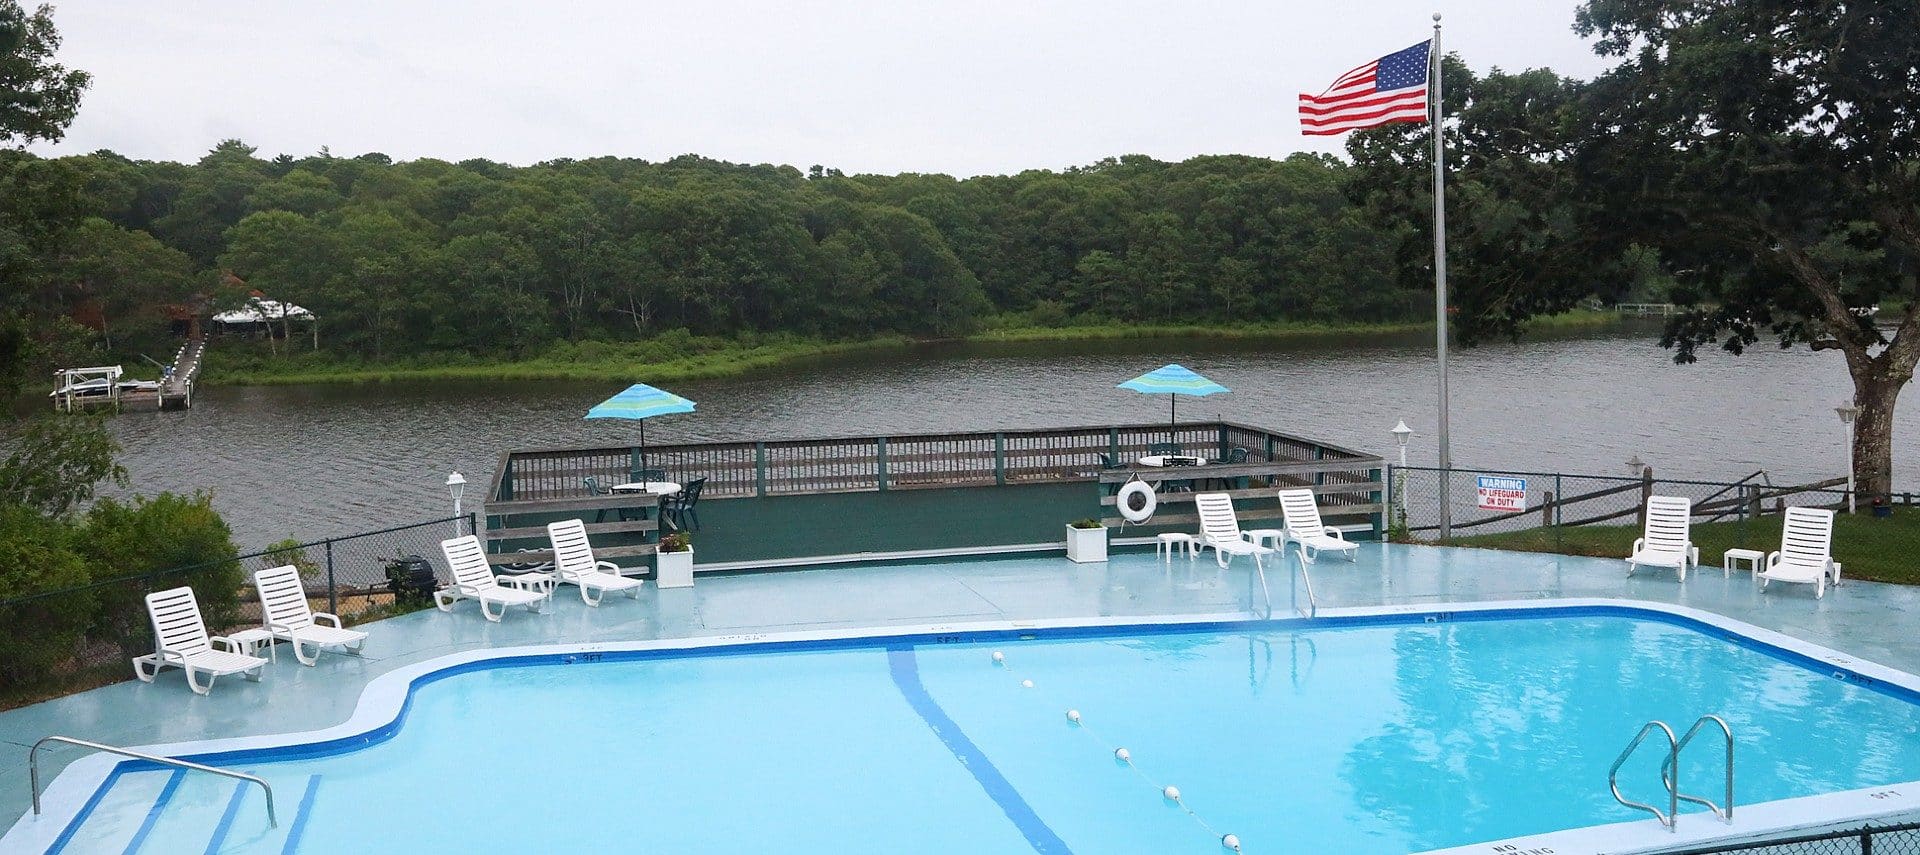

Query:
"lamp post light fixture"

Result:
[[1389, 420, 1414, 532], [1836, 403, 1860, 514], [1625, 455, 1646, 478], [446, 472, 467, 535]]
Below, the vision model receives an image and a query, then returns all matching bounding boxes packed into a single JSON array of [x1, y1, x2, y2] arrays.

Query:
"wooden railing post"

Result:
[[1553, 474, 1563, 525], [1637, 467, 1655, 527], [1542, 491, 1555, 527], [994, 433, 1006, 486], [876, 438, 889, 491], [754, 442, 767, 497]]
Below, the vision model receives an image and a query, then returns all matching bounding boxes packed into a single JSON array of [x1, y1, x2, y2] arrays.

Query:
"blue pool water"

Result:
[[38, 612, 1920, 854]]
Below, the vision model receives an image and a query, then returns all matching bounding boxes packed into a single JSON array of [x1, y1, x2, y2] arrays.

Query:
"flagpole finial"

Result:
[[1432, 12, 1442, 23]]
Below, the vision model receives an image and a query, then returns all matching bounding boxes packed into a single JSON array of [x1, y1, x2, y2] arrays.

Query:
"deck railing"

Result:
[[487, 421, 1382, 506]]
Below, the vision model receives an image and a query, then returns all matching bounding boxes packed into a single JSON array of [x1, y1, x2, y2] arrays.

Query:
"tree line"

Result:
[[2, 143, 1425, 380]]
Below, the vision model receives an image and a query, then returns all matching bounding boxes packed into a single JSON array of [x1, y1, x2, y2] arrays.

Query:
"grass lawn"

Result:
[[1449, 506, 1920, 586]]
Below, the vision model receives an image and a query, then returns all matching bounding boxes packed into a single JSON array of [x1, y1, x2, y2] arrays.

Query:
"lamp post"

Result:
[[1836, 403, 1860, 514], [1390, 420, 1413, 532], [446, 472, 467, 536]]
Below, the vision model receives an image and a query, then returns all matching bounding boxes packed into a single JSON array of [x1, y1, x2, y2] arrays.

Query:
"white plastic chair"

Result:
[[1758, 507, 1840, 598], [436, 535, 550, 621], [1626, 495, 1700, 581], [132, 586, 268, 695], [547, 519, 645, 606], [253, 565, 368, 665], [1277, 489, 1359, 564], [1195, 492, 1274, 570]]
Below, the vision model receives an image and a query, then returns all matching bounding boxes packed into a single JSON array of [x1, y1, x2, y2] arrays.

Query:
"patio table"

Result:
[[1137, 455, 1204, 468], [611, 481, 682, 496]]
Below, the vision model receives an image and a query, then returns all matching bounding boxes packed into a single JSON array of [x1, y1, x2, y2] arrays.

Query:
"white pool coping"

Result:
[[9, 598, 1920, 854]]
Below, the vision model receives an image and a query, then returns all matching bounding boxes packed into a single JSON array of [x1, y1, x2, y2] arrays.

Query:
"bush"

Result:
[[78, 492, 242, 655], [0, 502, 93, 688]]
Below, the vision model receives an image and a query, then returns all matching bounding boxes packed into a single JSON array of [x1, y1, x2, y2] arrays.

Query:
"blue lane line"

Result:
[[47, 764, 130, 855], [202, 781, 248, 855], [121, 769, 186, 855], [280, 776, 321, 855], [886, 646, 1072, 855]]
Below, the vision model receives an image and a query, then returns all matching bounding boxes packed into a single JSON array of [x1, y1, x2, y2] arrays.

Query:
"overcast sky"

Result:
[[28, 1, 1614, 177]]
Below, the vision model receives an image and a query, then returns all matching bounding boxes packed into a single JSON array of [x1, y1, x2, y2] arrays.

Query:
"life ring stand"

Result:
[[1118, 479, 1157, 525]]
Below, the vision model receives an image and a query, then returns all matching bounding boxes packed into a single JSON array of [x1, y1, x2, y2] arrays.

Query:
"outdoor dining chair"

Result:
[[1204, 447, 1250, 490], [583, 476, 611, 522], [662, 477, 706, 532]]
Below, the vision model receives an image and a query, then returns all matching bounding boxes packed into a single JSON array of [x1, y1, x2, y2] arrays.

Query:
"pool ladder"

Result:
[[1607, 715, 1734, 831]]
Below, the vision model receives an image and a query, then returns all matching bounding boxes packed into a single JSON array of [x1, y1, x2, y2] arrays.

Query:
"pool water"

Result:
[[41, 613, 1920, 853]]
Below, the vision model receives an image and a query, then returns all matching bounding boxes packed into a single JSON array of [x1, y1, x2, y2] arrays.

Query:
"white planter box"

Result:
[[656, 546, 695, 588], [1065, 525, 1108, 563]]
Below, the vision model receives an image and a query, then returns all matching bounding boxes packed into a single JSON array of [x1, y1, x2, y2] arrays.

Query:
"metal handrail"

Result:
[[30, 736, 276, 828], [1664, 715, 1735, 822], [1610, 721, 1679, 830], [1291, 545, 1318, 619]]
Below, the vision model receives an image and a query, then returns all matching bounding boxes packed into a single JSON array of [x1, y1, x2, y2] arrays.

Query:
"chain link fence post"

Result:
[[325, 540, 337, 616]]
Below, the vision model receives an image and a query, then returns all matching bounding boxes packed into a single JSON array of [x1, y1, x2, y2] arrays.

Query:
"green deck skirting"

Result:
[[689, 483, 1096, 564], [489, 481, 1380, 568]]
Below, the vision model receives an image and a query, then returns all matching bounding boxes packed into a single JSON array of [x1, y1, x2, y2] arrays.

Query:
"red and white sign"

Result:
[[1476, 475, 1527, 512]]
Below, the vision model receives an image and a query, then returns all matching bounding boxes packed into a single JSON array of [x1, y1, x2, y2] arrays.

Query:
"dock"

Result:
[[50, 335, 204, 413]]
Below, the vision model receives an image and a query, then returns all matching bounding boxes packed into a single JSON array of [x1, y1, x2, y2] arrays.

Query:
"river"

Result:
[[104, 324, 1895, 549]]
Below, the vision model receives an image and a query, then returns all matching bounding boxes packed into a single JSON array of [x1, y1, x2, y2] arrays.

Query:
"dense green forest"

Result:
[[1, 144, 1425, 376]]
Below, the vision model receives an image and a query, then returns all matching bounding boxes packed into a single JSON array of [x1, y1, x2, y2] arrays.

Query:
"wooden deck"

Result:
[[482, 421, 1386, 564]]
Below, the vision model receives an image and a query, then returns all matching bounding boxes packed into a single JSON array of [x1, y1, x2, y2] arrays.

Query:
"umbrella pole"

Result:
[[1170, 394, 1177, 446], [640, 421, 647, 473]]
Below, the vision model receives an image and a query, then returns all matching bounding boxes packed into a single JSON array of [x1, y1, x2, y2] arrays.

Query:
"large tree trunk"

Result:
[[1843, 320, 1918, 501], [1852, 373, 1903, 502]]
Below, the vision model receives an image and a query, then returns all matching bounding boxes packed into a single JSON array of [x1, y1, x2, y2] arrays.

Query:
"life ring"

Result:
[[1118, 481, 1157, 524]]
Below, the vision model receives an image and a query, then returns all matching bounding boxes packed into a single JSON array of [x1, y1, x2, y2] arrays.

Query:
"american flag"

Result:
[[1299, 40, 1431, 135]]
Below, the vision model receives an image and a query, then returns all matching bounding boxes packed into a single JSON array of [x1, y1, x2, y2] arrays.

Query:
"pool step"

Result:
[[52, 769, 319, 855]]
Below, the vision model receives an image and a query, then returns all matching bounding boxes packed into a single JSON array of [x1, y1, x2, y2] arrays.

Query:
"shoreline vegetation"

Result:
[[203, 309, 1629, 386]]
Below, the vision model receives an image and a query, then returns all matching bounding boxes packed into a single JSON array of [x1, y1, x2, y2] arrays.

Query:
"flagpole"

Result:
[[1431, 12, 1452, 539]]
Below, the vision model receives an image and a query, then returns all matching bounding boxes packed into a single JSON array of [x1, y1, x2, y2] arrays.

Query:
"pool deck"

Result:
[[7, 542, 1920, 834]]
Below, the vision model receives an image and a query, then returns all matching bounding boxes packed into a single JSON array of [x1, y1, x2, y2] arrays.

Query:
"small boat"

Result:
[[48, 377, 115, 398]]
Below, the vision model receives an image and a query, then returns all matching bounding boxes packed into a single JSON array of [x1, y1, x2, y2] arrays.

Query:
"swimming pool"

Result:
[[16, 603, 1920, 854]]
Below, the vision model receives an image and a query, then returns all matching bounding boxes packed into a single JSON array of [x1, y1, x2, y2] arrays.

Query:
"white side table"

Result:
[[226, 628, 277, 662], [1246, 529, 1286, 552], [1722, 548, 1764, 579], [1156, 533, 1196, 562], [499, 571, 556, 597]]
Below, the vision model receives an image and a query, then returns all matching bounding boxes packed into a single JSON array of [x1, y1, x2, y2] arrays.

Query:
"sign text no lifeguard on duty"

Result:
[[1475, 475, 1527, 512]]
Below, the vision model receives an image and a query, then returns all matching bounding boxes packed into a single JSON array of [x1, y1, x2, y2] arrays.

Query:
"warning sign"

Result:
[[1475, 475, 1527, 512]]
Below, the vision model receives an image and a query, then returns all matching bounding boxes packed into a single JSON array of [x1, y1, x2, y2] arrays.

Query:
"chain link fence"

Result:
[[0, 514, 474, 706], [1667, 820, 1920, 854], [1386, 465, 1920, 584]]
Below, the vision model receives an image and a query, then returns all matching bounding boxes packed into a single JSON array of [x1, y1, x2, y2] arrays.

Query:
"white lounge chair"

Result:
[[1277, 488, 1359, 564], [133, 586, 268, 695], [1758, 507, 1841, 598], [1626, 495, 1701, 581], [1195, 492, 1275, 570], [253, 564, 368, 665], [547, 519, 645, 606], [436, 535, 550, 621]]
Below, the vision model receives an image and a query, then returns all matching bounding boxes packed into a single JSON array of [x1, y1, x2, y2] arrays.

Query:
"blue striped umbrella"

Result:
[[585, 383, 697, 470], [1117, 364, 1229, 441]]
